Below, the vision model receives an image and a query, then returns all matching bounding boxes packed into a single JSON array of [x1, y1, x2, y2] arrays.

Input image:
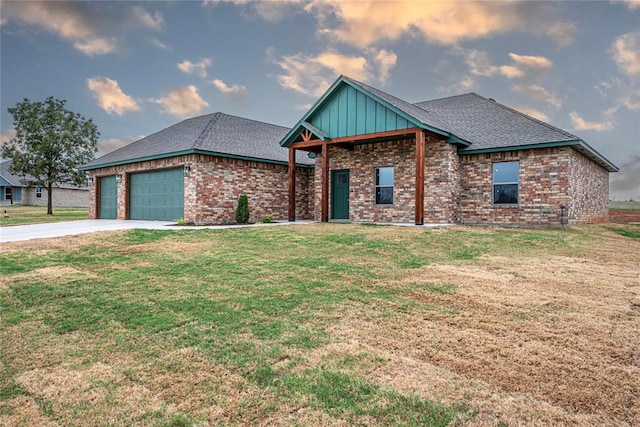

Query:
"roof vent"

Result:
[[488, 98, 497, 102]]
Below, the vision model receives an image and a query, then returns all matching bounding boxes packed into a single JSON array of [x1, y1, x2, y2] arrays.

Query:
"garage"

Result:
[[129, 168, 184, 221], [99, 176, 117, 219]]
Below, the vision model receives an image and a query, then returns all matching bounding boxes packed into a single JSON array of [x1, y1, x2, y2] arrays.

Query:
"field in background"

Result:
[[1, 223, 638, 426], [0, 205, 88, 226], [610, 201, 640, 210]]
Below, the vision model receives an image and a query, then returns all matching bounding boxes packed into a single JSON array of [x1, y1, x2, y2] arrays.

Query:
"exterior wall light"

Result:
[[184, 165, 191, 177], [116, 174, 123, 182], [87, 177, 94, 185]]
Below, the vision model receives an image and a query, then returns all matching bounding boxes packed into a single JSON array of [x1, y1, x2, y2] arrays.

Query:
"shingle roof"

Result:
[[1, 160, 87, 189], [83, 113, 314, 170], [413, 93, 579, 150]]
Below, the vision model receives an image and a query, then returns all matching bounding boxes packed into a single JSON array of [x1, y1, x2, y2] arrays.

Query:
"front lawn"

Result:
[[1, 223, 638, 425], [0, 205, 88, 226]]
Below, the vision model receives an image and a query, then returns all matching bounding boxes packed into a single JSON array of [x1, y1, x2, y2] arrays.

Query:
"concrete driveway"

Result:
[[0, 219, 313, 243]]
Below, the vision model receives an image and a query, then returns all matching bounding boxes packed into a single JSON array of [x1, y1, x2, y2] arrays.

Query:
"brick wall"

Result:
[[87, 154, 313, 222], [312, 137, 459, 223], [460, 147, 608, 226], [568, 148, 609, 224], [21, 187, 88, 207], [189, 154, 312, 223]]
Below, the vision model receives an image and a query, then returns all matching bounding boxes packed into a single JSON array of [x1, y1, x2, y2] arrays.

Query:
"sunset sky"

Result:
[[1, 1, 639, 199]]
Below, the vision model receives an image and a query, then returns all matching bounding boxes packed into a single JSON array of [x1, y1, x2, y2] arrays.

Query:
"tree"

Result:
[[235, 194, 250, 223], [2, 97, 99, 215]]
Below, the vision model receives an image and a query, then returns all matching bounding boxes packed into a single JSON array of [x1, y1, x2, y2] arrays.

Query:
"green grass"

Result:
[[0, 205, 88, 226], [0, 223, 597, 425], [606, 224, 640, 239]]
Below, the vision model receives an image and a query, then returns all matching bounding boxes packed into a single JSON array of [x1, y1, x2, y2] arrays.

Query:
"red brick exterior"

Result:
[[460, 147, 609, 226], [311, 140, 609, 226], [87, 154, 313, 222], [313, 136, 461, 223], [87, 143, 609, 227]]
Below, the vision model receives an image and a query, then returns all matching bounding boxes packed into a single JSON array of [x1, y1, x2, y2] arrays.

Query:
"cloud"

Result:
[[611, 0, 640, 10], [212, 79, 248, 106], [463, 49, 553, 80], [97, 135, 143, 157], [87, 77, 141, 115], [517, 107, 549, 122], [509, 53, 553, 70], [569, 111, 614, 132], [373, 49, 397, 85], [131, 6, 164, 30], [212, 79, 247, 95], [513, 84, 563, 109], [0, 128, 17, 146], [1, 1, 163, 56], [154, 86, 209, 119], [610, 31, 640, 76], [303, 0, 575, 48], [178, 58, 213, 78], [268, 47, 397, 97], [150, 38, 171, 51]]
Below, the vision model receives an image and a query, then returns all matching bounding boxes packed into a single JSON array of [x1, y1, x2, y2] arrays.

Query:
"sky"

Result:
[[1, 0, 639, 200]]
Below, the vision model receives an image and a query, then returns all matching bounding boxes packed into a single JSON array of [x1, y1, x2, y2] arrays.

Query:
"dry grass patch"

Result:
[[1, 223, 639, 426]]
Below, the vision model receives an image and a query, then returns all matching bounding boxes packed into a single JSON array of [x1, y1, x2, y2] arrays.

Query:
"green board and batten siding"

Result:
[[309, 85, 412, 139], [99, 176, 117, 219], [129, 169, 184, 221]]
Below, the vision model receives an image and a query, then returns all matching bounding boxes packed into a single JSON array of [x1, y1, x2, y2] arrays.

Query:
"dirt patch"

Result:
[[0, 395, 58, 427], [610, 209, 640, 223], [327, 231, 640, 425]]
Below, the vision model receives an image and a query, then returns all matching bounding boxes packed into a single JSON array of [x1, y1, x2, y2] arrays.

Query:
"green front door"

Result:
[[99, 176, 117, 219], [129, 169, 184, 220], [331, 169, 349, 220]]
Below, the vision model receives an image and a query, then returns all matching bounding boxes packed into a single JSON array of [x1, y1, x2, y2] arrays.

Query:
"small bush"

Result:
[[176, 218, 186, 226], [236, 194, 250, 223], [261, 216, 273, 223]]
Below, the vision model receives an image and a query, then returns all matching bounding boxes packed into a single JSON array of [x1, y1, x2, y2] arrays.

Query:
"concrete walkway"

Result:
[[0, 219, 314, 243]]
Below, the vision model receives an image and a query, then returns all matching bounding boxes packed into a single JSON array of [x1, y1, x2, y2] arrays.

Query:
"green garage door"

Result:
[[99, 176, 117, 219], [129, 169, 184, 220]]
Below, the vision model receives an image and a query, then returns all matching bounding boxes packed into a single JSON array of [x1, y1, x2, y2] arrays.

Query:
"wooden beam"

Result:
[[415, 129, 425, 225], [321, 143, 329, 222], [289, 127, 423, 151], [288, 147, 296, 221], [330, 127, 422, 144]]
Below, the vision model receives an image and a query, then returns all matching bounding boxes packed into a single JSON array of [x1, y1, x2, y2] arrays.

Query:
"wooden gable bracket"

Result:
[[301, 129, 313, 142]]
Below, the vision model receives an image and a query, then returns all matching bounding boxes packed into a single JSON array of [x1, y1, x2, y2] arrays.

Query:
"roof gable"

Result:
[[279, 76, 466, 147]]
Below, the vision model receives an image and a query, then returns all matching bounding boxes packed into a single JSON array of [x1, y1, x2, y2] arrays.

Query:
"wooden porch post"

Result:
[[321, 143, 329, 222], [288, 147, 296, 221], [415, 130, 425, 225]]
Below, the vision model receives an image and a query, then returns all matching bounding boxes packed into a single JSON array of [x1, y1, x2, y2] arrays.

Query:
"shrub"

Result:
[[260, 215, 273, 223], [235, 194, 250, 224], [176, 218, 186, 226]]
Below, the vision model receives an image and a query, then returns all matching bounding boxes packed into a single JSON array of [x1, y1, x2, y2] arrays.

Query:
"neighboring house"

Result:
[[81, 113, 314, 222], [83, 76, 618, 226], [0, 160, 89, 207], [282, 76, 617, 226]]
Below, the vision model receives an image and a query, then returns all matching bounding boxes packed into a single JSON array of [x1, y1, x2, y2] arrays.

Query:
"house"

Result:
[[0, 159, 89, 207], [83, 76, 617, 226], [82, 113, 314, 222], [282, 76, 617, 226]]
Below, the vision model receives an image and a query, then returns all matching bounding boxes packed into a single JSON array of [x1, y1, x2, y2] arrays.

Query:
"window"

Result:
[[4, 187, 12, 201], [375, 167, 394, 204], [36, 187, 42, 198], [493, 161, 519, 205]]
